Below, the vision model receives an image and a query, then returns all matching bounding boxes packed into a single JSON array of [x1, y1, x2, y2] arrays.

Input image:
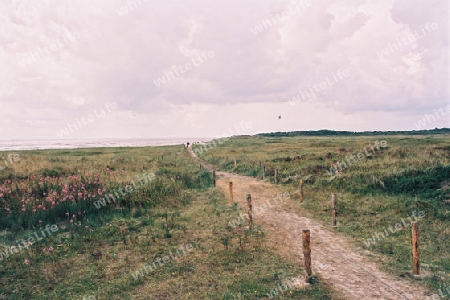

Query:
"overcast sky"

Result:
[[0, 0, 449, 140]]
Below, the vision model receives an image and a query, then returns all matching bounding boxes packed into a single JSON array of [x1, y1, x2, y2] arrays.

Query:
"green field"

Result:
[[0, 146, 331, 299], [1, 133, 449, 299], [194, 134, 450, 294]]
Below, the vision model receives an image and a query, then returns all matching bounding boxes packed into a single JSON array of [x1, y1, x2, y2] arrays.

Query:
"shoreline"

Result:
[[0, 138, 211, 152]]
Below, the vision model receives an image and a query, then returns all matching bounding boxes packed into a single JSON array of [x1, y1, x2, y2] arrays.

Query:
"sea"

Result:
[[0, 138, 210, 151]]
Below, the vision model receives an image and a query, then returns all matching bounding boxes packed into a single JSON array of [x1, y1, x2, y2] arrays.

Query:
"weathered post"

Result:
[[212, 170, 216, 187], [229, 182, 233, 205], [234, 160, 237, 167], [275, 168, 279, 184], [412, 222, 420, 275], [302, 230, 312, 283], [299, 179, 304, 203], [262, 165, 265, 180], [247, 194, 253, 229], [332, 194, 337, 226]]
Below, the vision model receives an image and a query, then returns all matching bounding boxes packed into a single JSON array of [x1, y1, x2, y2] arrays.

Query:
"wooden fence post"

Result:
[[247, 194, 253, 229], [412, 222, 420, 275], [229, 182, 233, 205], [262, 165, 265, 180], [234, 160, 237, 167], [299, 180, 304, 203], [275, 168, 279, 184], [302, 230, 312, 283], [332, 194, 337, 226], [212, 170, 216, 187]]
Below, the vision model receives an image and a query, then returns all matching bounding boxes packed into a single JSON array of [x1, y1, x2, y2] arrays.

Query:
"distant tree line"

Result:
[[257, 128, 450, 137]]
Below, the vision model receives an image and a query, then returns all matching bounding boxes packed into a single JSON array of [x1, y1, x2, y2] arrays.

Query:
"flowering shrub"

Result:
[[0, 164, 211, 229], [0, 169, 125, 229]]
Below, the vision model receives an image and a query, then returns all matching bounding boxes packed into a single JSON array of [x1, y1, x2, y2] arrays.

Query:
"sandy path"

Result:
[[188, 148, 431, 300]]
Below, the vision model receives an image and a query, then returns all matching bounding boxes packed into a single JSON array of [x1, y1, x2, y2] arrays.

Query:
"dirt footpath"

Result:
[[188, 148, 432, 300]]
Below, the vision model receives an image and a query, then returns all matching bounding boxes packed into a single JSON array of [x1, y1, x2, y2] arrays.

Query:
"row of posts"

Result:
[[211, 171, 421, 280]]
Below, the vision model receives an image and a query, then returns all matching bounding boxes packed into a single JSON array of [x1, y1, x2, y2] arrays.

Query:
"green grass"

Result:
[[195, 134, 450, 293], [0, 145, 332, 299]]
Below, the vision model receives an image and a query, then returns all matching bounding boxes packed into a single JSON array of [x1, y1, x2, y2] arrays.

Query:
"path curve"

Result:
[[188, 147, 431, 300]]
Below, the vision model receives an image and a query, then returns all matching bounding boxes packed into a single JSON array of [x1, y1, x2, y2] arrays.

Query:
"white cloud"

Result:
[[0, 0, 448, 139]]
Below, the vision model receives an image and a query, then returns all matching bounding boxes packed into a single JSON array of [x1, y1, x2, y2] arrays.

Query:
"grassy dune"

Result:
[[0, 146, 331, 299], [195, 134, 450, 293]]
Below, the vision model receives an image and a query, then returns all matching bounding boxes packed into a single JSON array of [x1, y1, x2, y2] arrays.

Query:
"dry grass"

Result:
[[0, 145, 332, 299]]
